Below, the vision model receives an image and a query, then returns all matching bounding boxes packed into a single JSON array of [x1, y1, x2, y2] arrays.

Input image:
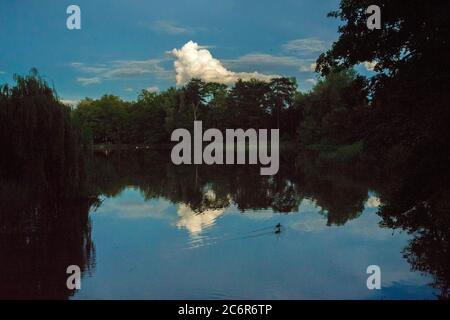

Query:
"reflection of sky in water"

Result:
[[73, 188, 437, 299]]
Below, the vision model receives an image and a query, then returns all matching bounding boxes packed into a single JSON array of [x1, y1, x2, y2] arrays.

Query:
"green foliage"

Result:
[[72, 77, 302, 147], [298, 68, 368, 157], [73, 95, 132, 144]]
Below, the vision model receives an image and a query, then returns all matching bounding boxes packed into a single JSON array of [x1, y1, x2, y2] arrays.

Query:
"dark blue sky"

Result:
[[0, 0, 346, 103]]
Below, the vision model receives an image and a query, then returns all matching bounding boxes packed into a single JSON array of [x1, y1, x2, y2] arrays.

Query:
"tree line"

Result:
[[72, 77, 301, 146], [72, 69, 370, 160]]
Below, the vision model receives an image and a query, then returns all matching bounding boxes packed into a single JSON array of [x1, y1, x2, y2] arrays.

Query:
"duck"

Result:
[[275, 223, 282, 234]]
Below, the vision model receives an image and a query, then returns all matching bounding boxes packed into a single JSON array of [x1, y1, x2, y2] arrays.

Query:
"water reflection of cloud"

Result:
[[204, 190, 216, 201], [94, 190, 173, 220], [365, 195, 381, 208], [95, 188, 230, 238], [289, 203, 398, 241], [85, 188, 433, 299], [238, 198, 323, 221], [176, 203, 226, 236], [286, 198, 328, 231], [290, 212, 328, 232], [97, 189, 387, 243]]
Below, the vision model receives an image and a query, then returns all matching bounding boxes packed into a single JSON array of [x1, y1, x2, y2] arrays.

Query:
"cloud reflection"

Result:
[[176, 203, 226, 236]]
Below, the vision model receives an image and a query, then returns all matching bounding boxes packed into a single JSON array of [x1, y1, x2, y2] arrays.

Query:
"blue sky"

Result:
[[0, 0, 345, 103]]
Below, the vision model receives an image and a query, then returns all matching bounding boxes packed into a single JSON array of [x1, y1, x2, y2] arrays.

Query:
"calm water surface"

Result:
[[73, 188, 435, 299], [1, 151, 448, 299]]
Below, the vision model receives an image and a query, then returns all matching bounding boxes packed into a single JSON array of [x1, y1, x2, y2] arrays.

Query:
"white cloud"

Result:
[[60, 98, 80, 106], [224, 53, 314, 74], [306, 78, 317, 85], [71, 59, 171, 86], [124, 87, 134, 93], [151, 20, 191, 35], [104, 59, 169, 78], [71, 62, 108, 74], [146, 86, 159, 93], [71, 40, 322, 88], [76, 77, 102, 86], [171, 41, 277, 85], [306, 62, 317, 72], [0, 70, 5, 74], [283, 38, 328, 54]]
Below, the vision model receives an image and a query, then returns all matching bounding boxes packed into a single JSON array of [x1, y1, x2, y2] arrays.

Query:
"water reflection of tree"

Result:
[[91, 149, 450, 298], [295, 151, 371, 225], [403, 203, 450, 300], [376, 160, 450, 299], [0, 181, 96, 299], [90, 150, 370, 224], [89, 151, 297, 214]]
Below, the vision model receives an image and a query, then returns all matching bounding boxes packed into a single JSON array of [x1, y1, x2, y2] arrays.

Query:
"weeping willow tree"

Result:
[[0, 70, 96, 299], [0, 69, 89, 200]]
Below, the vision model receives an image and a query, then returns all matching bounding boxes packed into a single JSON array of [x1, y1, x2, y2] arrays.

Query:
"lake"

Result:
[[0, 150, 448, 299]]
